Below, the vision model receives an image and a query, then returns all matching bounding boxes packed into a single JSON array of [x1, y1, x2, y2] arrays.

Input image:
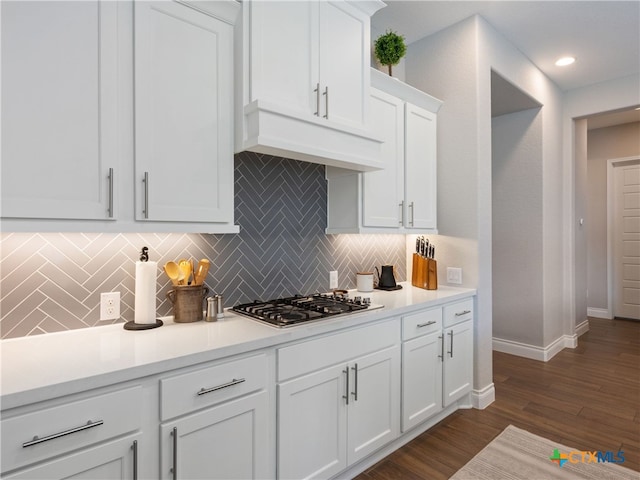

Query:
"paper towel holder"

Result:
[[124, 246, 163, 331]]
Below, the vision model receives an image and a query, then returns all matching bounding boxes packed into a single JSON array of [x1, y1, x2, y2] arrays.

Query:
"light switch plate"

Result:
[[447, 267, 462, 285]]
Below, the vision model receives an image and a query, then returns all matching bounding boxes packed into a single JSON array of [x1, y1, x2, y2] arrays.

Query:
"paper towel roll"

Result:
[[134, 261, 157, 324]]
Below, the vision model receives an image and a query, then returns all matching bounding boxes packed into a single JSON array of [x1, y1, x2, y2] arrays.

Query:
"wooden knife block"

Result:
[[411, 254, 438, 290]]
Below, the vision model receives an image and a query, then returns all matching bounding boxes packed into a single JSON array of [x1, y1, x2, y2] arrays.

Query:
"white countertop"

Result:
[[0, 284, 475, 410]]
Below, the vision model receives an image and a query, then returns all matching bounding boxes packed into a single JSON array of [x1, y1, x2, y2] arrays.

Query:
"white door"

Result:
[[347, 346, 400, 465], [405, 103, 437, 229], [363, 89, 405, 227], [4, 435, 141, 479], [160, 392, 269, 480], [318, 0, 368, 128], [402, 331, 443, 431], [134, 1, 233, 223], [1, 1, 118, 220], [443, 320, 473, 407], [613, 161, 640, 319], [278, 365, 347, 480]]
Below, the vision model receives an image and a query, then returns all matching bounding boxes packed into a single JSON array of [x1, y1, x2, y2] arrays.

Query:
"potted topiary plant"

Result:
[[374, 30, 407, 76]]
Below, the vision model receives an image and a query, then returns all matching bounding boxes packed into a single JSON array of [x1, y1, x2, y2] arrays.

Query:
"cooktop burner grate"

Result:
[[232, 293, 382, 328]]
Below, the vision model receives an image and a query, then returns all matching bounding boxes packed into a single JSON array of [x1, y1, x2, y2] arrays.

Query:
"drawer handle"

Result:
[[455, 310, 471, 317], [22, 419, 104, 448], [197, 378, 246, 396], [417, 320, 437, 328]]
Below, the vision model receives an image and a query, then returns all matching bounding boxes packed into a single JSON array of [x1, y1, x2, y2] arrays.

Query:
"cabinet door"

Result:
[[1, 1, 118, 220], [278, 365, 347, 480], [4, 434, 141, 480], [443, 320, 474, 407], [248, 1, 318, 116], [402, 332, 443, 431], [362, 89, 405, 228], [318, 1, 369, 128], [160, 391, 269, 480], [405, 103, 437, 229], [347, 346, 400, 465], [134, 1, 233, 223]]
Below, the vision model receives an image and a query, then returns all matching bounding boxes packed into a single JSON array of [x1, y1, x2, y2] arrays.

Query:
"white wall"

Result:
[[562, 74, 640, 331], [492, 107, 544, 346], [405, 13, 566, 382], [587, 122, 640, 312]]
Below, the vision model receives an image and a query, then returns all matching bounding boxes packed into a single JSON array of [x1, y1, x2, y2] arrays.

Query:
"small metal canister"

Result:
[[205, 296, 217, 322], [215, 294, 224, 319]]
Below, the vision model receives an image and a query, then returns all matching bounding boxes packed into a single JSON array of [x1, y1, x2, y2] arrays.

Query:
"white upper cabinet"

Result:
[[134, 1, 235, 224], [326, 69, 442, 233], [1, 0, 240, 233], [236, 0, 385, 172], [1, 1, 119, 221]]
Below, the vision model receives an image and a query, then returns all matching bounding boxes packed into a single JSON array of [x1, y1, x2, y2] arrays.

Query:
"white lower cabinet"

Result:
[[277, 320, 400, 480], [4, 434, 142, 480], [160, 391, 269, 480], [402, 298, 474, 432], [443, 300, 474, 407], [158, 352, 272, 480], [0, 386, 146, 479]]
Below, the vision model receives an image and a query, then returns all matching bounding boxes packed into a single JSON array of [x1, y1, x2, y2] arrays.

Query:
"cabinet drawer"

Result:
[[443, 298, 474, 327], [278, 318, 400, 381], [402, 307, 442, 341], [160, 353, 267, 421], [1, 386, 142, 474]]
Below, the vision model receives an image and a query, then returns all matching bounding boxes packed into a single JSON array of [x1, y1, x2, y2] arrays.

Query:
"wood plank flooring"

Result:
[[356, 317, 640, 479]]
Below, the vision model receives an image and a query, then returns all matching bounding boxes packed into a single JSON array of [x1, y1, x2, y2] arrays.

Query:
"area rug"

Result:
[[450, 425, 638, 479]]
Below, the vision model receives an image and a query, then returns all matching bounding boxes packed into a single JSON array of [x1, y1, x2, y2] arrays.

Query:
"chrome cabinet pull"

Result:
[[399, 201, 404, 225], [197, 378, 245, 396], [417, 320, 436, 328], [448, 331, 454, 357], [343, 367, 349, 405], [323, 86, 329, 119], [351, 363, 358, 401], [409, 201, 415, 226], [22, 420, 104, 448], [438, 335, 444, 360], [455, 310, 471, 317], [171, 427, 177, 480], [107, 167, 114, 218], [132, 440, 138, 480], [314, 83, 320, 116], [142, 172, 149, 219]]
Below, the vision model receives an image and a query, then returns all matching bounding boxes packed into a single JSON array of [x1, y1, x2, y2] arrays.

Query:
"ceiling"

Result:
[[371, 1, 640, 93]]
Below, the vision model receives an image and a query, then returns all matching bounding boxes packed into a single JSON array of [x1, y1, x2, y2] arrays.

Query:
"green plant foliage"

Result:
[[374, 30, 407, 75]]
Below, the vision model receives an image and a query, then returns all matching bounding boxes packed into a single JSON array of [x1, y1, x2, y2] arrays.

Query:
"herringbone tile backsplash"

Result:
[[0, 152, 406, 338]]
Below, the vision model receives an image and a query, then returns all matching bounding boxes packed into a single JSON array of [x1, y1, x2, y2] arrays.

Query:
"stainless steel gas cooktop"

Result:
[[232, 293, 383, 328]]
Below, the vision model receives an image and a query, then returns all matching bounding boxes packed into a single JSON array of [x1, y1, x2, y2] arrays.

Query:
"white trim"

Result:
[[575, 318, 590, 337], [492, 335, 575, 362], [607, 156, 640, 320], [472, 383, 495, 410], [586, 307, 610, 319]]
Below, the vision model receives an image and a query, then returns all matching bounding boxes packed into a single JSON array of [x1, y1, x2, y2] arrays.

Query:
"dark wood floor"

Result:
[[356, 317, 640, 479]]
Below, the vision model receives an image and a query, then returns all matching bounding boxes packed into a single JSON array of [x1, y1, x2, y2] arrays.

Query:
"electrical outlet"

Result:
[[100, 292, 121, 320], [329, 270, 338, 289], [447, 267, 462, 285]]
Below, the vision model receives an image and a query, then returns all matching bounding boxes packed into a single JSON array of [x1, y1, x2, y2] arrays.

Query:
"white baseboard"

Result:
[[472, 383, 495, 409], [493, 335, 574, 362], [575, 318, 590, 337], [587, 307, 611, 319]]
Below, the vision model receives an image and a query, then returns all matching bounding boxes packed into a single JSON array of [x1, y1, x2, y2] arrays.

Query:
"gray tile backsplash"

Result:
[[0, 152, 406, 338]]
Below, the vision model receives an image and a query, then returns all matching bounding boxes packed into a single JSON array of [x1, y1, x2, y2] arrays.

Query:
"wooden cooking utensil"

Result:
[[178, 259, 192, 285], [193, 259, 210, 286], [164, 262, 181, 286]]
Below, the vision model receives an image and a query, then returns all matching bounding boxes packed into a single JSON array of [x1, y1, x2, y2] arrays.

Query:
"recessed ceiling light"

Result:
[[555, 56, 576, 67]]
